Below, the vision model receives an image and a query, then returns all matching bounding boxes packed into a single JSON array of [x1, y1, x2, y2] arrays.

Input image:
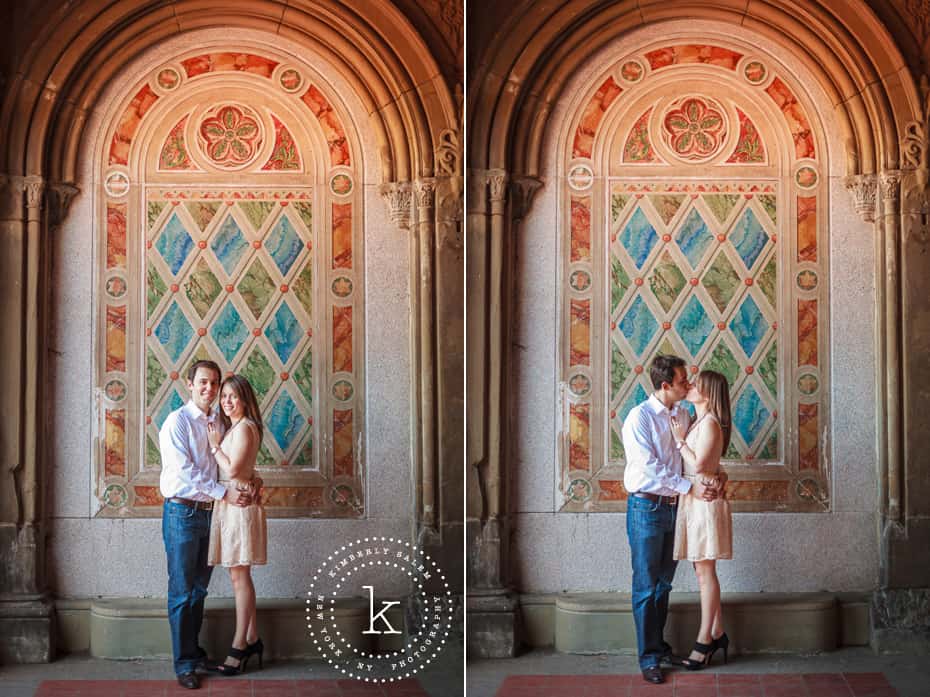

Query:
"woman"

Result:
[[670, 370, 733, 669], [206, 374, 267, 675]]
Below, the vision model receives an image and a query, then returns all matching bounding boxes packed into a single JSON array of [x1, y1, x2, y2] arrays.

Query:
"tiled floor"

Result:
[[33, 678, 430, 696], [493, 672, 897, 697]]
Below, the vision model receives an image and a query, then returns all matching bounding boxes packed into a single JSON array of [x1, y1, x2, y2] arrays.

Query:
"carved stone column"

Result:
[[466, 168, 543, 658], [0, 174, 56, 662], [869, 88, 930, 650]]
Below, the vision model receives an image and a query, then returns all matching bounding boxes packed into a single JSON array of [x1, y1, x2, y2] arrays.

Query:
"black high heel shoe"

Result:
[[683, 640, 716, 670], [245, 638, 264, 670], [712, 632, 729, 664], [216, 646, 248, 676]]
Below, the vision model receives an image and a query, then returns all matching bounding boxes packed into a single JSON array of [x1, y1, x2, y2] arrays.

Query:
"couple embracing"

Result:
[[158, 360, 268, 689], [622, 354, 733, 684]]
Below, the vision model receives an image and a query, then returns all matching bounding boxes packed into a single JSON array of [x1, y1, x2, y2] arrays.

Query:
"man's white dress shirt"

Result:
[[159, 401, 227, 502], [622, 394, 693, 497]]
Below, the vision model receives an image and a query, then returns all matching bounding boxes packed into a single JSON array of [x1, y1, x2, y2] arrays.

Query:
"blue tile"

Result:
[[618, 383, 648, 425], [733, 384, 770, 448], [154, 390, 185, 430], [675, 208, 713, 269], [154, 301, 194, 362], [266, 388, 304, 452], [619, 296, 658, 355], [265, 301, 302, 364], [210, 302, 249, 362], [729, 208, 768, 270], [211, 215, 249, 276], [675, 295, 714, 357], [619, 208, 658, 269], [266, 216, 304, 277], [155, 213, 194, 276], [729, 295, 768, 358]]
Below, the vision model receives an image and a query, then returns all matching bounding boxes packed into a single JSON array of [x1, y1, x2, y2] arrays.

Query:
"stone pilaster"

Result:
[[0, 174, 55, 662]]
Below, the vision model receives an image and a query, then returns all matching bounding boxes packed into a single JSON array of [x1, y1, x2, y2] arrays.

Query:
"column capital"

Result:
[[414, 177, 437, 210], [379, 181, 413, 230], [47, 183, 81, 230], [844, 174, 877, 224], [487, 169, 508, 203], [510, 176, 544, 221], [880, 170, 903, 212]]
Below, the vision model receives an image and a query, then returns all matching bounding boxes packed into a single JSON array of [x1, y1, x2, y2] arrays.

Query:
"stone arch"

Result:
[[0, 0, 462, 661], [467, 0, 926, 657]]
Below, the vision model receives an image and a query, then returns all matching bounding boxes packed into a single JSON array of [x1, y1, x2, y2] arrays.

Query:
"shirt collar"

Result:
[[647, 393, 680, 415], [184, 400, 217, 421]]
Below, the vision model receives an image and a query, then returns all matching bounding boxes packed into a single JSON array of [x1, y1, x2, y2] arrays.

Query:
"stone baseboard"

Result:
[[518, 592, 870, 654], [55, 598, 406, 659], [0, 595, 56, 663], [466, 590, 519, 658]]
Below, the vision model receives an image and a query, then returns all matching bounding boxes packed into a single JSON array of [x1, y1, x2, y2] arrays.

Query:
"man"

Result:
[[159, 360, 254, 690], [622, 355, 723, 684]]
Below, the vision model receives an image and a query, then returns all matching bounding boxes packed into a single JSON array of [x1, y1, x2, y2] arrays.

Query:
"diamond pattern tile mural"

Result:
[[562, 49, 828, 512], [605, 186, 779, 466], [96, 51, 363, 518]]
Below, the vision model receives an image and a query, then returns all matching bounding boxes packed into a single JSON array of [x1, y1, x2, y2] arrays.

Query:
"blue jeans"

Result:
[[162, 500, 213, 676], [626, 495, 678, 669]]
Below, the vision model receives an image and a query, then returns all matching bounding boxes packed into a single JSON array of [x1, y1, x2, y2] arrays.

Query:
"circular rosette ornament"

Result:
[[197, 104, 264, 168], [661, 96, 728, 162]]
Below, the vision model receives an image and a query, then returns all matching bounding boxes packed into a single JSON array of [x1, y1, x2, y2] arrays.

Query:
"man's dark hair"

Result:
[[187, 359, 221, 383], [649, 354, 686, 390]]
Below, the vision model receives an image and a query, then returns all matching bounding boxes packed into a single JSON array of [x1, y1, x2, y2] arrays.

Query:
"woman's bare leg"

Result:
[[689, 561, 720, 662], [227, 566, 255, 665]]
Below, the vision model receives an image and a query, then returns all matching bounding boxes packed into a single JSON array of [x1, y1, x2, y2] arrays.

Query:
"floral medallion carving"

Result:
[[196, 104, 264, 169], [661, 95, 728, 162]]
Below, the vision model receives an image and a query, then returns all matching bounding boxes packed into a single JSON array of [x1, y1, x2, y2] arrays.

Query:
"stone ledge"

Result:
[[55, 598, 406, 659], [516, 592, 869, 654]]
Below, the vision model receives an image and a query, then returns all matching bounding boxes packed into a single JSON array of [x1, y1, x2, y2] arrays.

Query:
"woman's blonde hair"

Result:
[[219, 374, 264, 443], [696, 370, 731, 456]]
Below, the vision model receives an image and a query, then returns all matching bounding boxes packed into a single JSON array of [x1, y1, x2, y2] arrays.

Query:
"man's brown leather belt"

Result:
[[168, 497, 213, 511], [631, 492, 677, 505]]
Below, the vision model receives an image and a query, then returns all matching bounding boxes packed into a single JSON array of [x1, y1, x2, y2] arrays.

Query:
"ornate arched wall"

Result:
[[467, 0, 930, 657], [0, 0, 462, 663]]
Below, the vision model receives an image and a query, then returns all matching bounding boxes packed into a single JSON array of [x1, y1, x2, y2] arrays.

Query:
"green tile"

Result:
[[184, 258, 222, 319], [724, 440, 741, 459], [256, 443, 275, 467], [610, 425, 624, 460], [702, 251, 741, 313], [758, 257, 777, 310], [147, 262, 167, 318], [146, 348, 167, 406], [293, 350, 313, 405], [611, 194, 629, 225], [704, 341, 740, 387], [611, 339, 630, 401], [648, 250, 686, 313], [759, 341, 777, 398], [147, 201, 166, 232], [703, 194, 741, 225], [610, 254, 630, 314], [238, 258, 276, 320], [656, 336, 677, 357], [293, 202, 313, 230], [292, 262, 312, 317], [757, 194, 777, 225], [239, 201, 276, 232], [242, 347, 276, 403], [185, 201, 220, 231], [184, 344, 216, 380], [146, 435, 161, 468], [293, 439, 313, 467], [648, 194, 685, 226], [758, 430, 777, 459]]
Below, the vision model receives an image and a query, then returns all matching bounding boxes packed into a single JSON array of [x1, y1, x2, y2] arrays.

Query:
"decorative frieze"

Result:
[[844, 174, 877, 223]]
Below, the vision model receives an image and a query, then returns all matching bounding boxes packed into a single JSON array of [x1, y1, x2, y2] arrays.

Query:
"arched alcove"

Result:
[[94, 46, 365, 518]]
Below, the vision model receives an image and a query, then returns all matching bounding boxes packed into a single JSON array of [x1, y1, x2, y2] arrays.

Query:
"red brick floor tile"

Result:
[[760, 686, 807, 697], [719, 673, 764, 697], [295, 680, 342, 696], [121, 680, 170, 697], [204, 678, 255, 695], [673, 672, 718, 686], [676, 686, 719, 697], [629, 682, 675, 697], [34, 684, 84, 697], [251, 679, 299, 696]]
